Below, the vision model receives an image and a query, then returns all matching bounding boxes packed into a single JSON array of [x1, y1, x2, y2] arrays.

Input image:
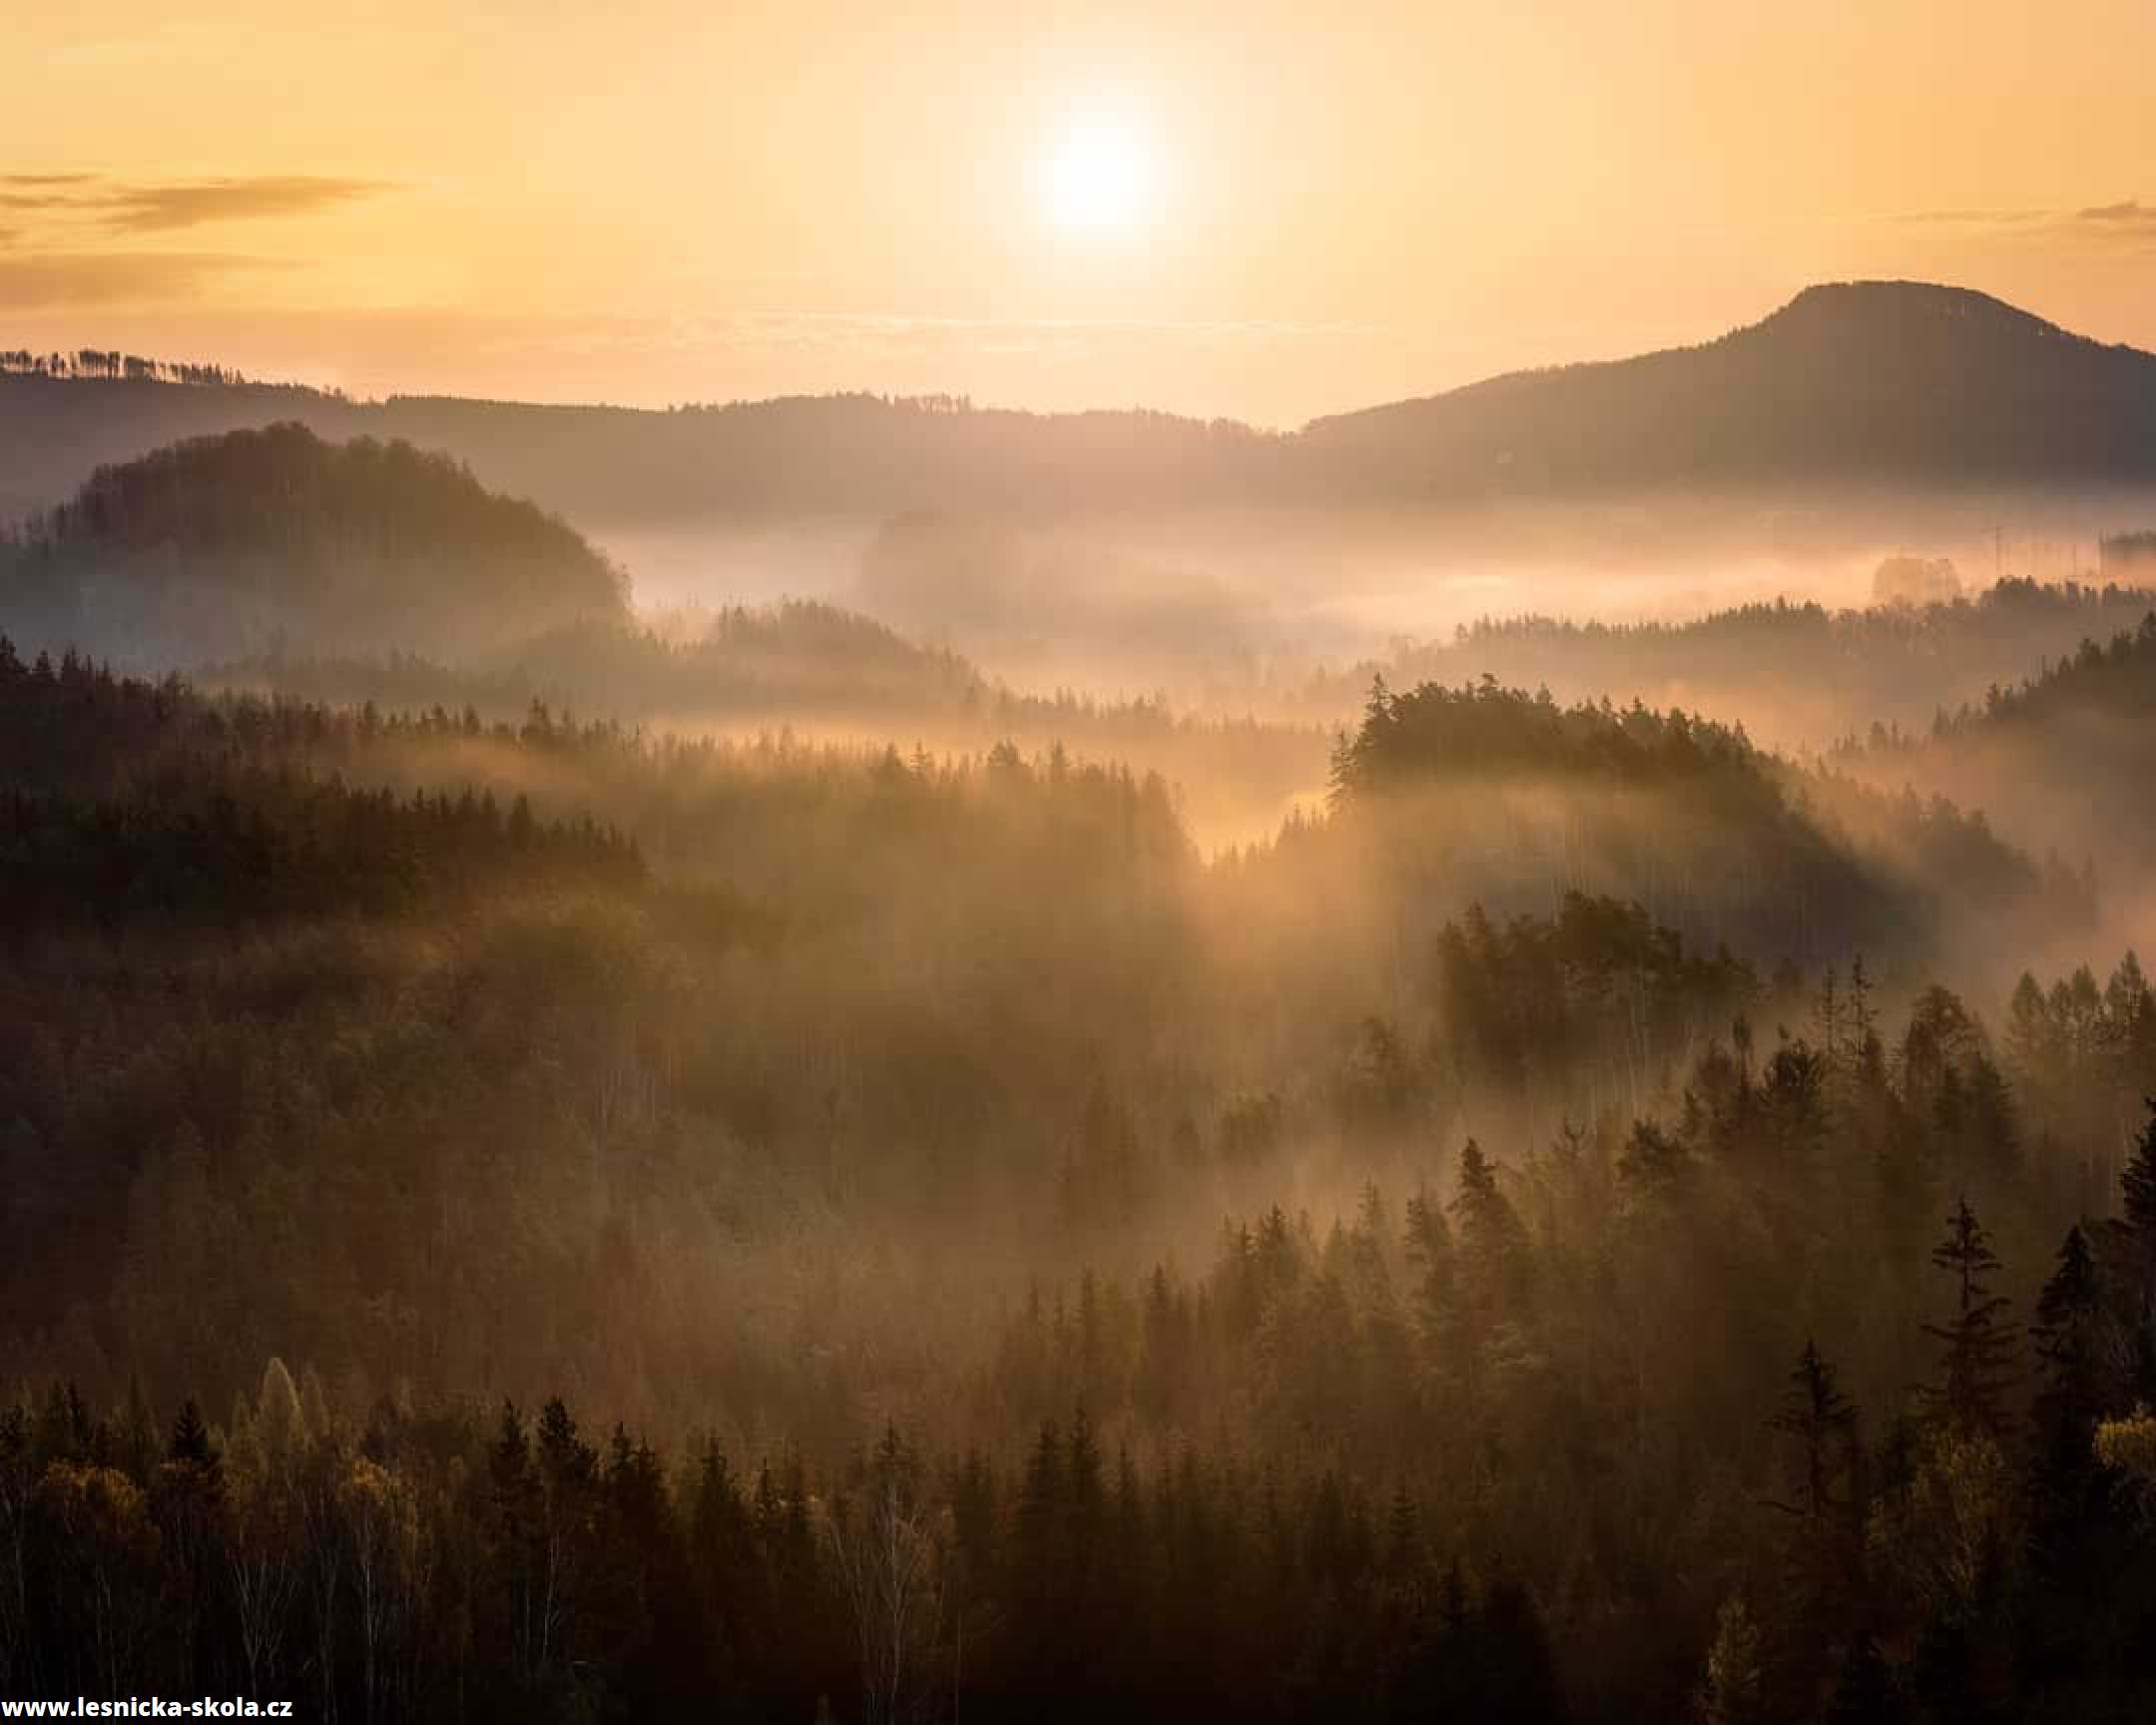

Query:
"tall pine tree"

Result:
[[1770, 1339, 1857, 1528], [1922, 1196, 2017, 1436]]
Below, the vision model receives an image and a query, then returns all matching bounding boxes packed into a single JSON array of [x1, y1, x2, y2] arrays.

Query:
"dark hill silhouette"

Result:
[[1301, 282, 2156, 491], [0, 421, 628, 664], [6, 283, 2156, 524]]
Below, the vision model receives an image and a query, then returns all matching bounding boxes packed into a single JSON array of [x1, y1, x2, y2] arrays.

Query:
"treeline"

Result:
[[1332, 675, 1769, 795], [197, 614, 1334, 859], [0, 349, 253, 387], [1922, 611, 2156, 739], [1828, 612, 2156, 887], [0, 639, 639, 928], [1307, 580, 2156, 748], [0, 1376, 1574, 1725]]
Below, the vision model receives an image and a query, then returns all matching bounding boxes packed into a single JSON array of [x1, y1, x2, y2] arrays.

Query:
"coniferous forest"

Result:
[[8, 210, 2156, 1722], [4, 595, 2156, 1720]]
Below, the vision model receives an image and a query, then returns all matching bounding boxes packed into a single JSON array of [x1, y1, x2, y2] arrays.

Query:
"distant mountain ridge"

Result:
[[1301, 282, 2156, 492], [5, 282, 2156, 523]]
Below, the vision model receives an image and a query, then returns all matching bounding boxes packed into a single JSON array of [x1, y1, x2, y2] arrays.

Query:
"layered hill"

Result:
[[1837, 610, 2156, 881], [0, 422, 628, 664], [1302, 282, 2156, 492], [1303, 576, 2156, 749], [6, 283, 2156, 525]]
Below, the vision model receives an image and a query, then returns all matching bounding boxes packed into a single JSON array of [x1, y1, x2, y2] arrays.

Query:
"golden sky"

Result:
[[6, 0, 2155, 424]]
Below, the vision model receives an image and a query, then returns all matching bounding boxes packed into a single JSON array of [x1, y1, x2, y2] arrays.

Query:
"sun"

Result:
[[1042, 108, 1155, 235]]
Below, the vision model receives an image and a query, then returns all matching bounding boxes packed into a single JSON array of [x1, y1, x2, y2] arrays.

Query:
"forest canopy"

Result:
[[1, 626, 2152, 1720]]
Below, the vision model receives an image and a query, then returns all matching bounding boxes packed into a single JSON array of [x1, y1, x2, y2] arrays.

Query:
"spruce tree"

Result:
[[1770, 1339, 1856, 1526], [2117, 1101, 2156, 1400], [168, 1398, 220, 1479], [2031, 1227, 2104, 1444], [1450, 1138, 1530, 1297], [1922, 1196, 2017, 1436], [2120, 1100, 2156, 1273]]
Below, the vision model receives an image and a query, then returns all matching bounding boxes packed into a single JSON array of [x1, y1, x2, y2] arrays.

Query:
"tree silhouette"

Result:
[[1921, 1196, 2017, 1436], [1769, 1339, 1857, 1527]]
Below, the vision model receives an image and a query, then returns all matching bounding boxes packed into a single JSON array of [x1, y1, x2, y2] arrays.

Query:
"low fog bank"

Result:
[[596, 483, 2156, 740]]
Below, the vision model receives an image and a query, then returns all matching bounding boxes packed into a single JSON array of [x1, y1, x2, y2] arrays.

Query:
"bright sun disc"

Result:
[[1044, 110, 1153, 233]]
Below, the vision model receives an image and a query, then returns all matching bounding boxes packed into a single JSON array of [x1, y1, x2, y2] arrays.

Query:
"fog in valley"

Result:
[[7, 283, 2156, 1723], [597, 485, 2156, 721]]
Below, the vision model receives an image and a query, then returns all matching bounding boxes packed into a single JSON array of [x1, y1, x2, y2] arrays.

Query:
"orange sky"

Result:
[[6, 0, 2155, 425]]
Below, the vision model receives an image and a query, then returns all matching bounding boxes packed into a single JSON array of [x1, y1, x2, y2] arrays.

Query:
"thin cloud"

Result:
[[2074, 198, 2156, 230], [0, 174, 390, 307], [0, 173, 395, 233], [98, 176, 393, 233], [1890, 199, 2156, 247], [0, 252, 286, 308], [1893, 208, 2047, 228]]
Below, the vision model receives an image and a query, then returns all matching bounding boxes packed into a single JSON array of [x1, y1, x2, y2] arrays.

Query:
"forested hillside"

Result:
[[0, 423, 1344, 849], [1253, 675, 2080, 983], [3, 639, 2153, 1720], [0, 423, 628, 665], [1835, 610, 2156, 882], [1313, 578, 2156, 749]]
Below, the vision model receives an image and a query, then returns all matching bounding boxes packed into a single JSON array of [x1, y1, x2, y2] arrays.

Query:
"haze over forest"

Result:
[[9, 7, 2156, 1716]]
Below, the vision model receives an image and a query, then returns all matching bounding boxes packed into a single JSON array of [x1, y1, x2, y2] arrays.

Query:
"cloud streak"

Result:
[[2073, 198, 2156, 232], [1891, 199, 2156, 247], [0, 191, 92, 212], [0, 172, 392, 306], [1894, 208, 2047, 228], [0, 172, 394, 234], [97, 176, 392, 233]]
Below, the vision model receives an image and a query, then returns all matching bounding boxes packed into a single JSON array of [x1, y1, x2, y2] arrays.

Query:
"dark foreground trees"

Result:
[[0, 1384, 1570, 1725]]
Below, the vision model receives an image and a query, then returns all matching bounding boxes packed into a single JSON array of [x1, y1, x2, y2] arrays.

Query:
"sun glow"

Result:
[[1042, 108, 1156, 234]]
